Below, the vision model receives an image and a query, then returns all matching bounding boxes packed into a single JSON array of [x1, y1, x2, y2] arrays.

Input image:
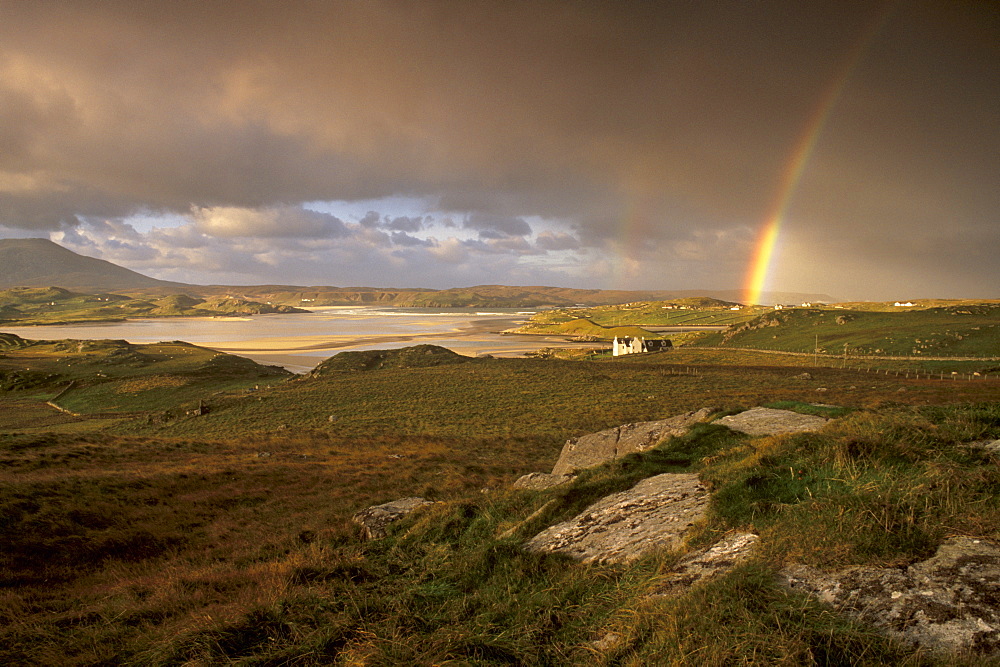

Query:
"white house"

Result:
[[612, 336, 672, 356]]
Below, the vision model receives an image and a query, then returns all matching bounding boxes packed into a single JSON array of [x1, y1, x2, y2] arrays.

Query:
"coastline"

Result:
[[0, 309, 602, 372]]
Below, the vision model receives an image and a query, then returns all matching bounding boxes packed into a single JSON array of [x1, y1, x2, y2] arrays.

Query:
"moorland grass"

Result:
[[111, 355, 1000, 443], [4, 399, 1000, 664], [4, 340, 1000, 664]]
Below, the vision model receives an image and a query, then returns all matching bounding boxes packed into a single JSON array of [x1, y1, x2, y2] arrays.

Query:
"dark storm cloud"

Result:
[[0, 0, 997, 297]]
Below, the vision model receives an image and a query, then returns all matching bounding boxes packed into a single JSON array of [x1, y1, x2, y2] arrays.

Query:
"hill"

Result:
[[513, 298, 765, 334], [0, 238, 191, 292], [216, 285, 837, 308], [309, 344, 472, 375], [0, 334, 290, 425], [0, 286, 305, 325], [0, 239, 834, 307], [509, 317, 657, 341], [696, 303, 1000, 359]]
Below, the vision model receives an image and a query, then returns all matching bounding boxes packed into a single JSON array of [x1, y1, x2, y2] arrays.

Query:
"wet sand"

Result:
[[0, 309, 601, 373], [197, 315, 597, 371], [201, 316, 523, 353]]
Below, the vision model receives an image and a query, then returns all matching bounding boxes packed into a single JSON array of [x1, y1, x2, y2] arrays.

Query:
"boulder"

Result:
[[968, 439, 1000, 453], [779, 537, 1000, 656], [551, 407, 717, 476], [715, 407, 827, 437], [524, 473, 708, 563], [352, 497, 435, 540], [512, 472, 575, 491], [650, 532, 760, 597]]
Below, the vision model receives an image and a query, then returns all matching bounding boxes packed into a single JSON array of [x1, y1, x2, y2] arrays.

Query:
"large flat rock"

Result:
[[715, 407, 827, 436], [780, 537, 1000, 655], [551, 408, 716, 476], [524, 473, 709, 564]]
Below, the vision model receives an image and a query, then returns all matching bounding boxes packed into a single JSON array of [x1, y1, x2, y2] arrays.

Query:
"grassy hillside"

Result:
[[0, 287, 305, 325], [204, 286, 832, 309], [516, 298, 764, 333], [696, 304, 1000, 359], [0, 335, 289, 429], [3, 340, 1000, 664], [309, 344, 471, 375], [112, 347, 1000, 443], [510, 317, 658, 341]]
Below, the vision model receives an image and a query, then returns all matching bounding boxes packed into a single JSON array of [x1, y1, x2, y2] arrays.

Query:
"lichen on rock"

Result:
[[779, 536, 1000, 656], [524, 473, 709, 563]]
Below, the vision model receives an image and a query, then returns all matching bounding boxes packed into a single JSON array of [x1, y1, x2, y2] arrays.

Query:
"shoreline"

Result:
[[0, 309, 604, 372]]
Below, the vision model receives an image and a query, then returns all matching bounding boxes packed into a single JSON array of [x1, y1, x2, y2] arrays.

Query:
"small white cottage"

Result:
[[612, 336, 671, 356]]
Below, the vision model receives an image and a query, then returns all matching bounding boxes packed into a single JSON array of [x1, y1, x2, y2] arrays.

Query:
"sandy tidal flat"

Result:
[[0, 308, 596, 372]]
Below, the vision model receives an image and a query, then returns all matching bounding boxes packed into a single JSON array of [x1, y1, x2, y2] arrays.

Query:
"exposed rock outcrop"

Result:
[[352, 497, 435, 540], [512, 472, 575, 491], [779, 537, 1000, 656], [651, 532, 760, 597], [969, 439, 1000, 453], [715, 407, 827, 436], [551, 407, 717, 476], [524, 473, 708, 563]]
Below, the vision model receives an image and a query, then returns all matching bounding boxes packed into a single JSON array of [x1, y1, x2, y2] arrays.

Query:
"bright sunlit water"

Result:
[[0, 307, 561, 372]]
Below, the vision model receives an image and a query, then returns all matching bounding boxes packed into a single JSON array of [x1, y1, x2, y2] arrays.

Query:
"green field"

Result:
[[516, 297, 764, 332], [695, 304, 1000, 360], [3, 333, 1000, 664]]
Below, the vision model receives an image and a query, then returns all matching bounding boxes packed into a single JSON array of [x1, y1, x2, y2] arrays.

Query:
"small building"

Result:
[[613, 336, 672, 356]]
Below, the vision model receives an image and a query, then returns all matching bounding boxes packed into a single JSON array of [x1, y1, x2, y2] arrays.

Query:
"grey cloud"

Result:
[[536, 231, 582, 252], [358, 211, 381, 228], [192, 206, 349, 239], [0, 1, 996, 298], [390, 231, 434, 247], [384, 216, 424, 232], [463, 213, 532, 238]]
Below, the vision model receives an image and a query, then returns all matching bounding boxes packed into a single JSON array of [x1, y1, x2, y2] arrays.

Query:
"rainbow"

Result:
[[742, 7, 892, 305]]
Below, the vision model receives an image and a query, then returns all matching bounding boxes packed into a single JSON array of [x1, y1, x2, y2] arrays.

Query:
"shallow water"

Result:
[[0, 307, 583, 372]]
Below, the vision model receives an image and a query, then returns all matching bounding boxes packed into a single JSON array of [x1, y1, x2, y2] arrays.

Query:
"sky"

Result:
[[0, 0, 997, 301]]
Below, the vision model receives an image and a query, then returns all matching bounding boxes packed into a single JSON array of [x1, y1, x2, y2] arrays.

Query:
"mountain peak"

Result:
[[0, 238, 190, 292]]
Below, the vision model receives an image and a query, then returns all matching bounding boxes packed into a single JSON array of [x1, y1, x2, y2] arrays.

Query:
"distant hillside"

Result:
[[695, 304, 1000, 358], [208, 285, 837, 308], [0, 238, 191, 292], [510, 317, 656, 341], [0, 286, 305, 325], [0, 238, 834, 306]]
